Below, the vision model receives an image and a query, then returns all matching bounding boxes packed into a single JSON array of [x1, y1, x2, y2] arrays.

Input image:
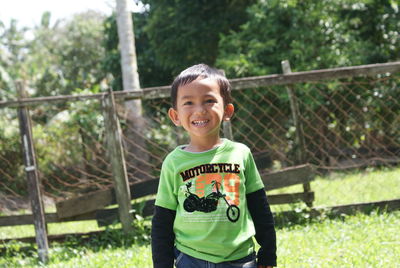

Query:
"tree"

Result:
[[142, 0, 257, 74], [216, 0, 400, 77], [103, 0, 257, 90], [115, 0, 151, 183], [31, 11, 107, 97]]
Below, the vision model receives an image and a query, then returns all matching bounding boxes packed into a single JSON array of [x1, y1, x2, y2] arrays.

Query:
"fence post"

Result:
[[281, 60, 313, 207], [16, 81, 49, 263], [223, 121, 234, 141], [102, 88, 133, 234]]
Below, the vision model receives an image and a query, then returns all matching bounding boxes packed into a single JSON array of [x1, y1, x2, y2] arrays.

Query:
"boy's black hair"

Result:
[[171, 63, 232, 108]]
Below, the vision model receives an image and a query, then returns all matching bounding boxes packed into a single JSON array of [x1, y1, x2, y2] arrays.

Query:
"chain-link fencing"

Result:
[[0, 62, 399, 213]]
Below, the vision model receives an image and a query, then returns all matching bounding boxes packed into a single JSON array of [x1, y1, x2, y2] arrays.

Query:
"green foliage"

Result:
[[102, 12, 172, 90], [31, 11, 107, 97], [216, 0, 400, 77], [0, 11, 107, 101], [141, 0, 256, 73], [102, 0, 257, 89]]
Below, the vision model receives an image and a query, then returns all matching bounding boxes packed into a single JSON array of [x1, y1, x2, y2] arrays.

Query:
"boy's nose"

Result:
[[194, 105, 206, 114]]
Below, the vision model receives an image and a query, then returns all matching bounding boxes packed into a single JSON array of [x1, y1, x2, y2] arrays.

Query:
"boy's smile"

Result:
[[168, 77, 234, 152]]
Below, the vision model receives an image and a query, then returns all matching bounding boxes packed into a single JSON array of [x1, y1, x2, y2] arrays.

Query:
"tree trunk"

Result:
[[115, 0, 151, 181]]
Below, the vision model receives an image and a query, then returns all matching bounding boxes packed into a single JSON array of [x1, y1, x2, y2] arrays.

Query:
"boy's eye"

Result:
[[205, 99, 216, 104], [183, 101, 193, 105]]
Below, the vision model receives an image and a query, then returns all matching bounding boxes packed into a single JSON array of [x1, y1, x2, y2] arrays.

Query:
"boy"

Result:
[[151, 64, 277, 268]]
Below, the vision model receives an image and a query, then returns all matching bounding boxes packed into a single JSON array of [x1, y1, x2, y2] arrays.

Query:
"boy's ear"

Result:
[[168, 107, 181, 126], [223, 103, 234, 121]]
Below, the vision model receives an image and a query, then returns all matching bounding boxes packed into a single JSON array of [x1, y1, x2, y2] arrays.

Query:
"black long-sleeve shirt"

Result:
[[151, 188, 277, 267]]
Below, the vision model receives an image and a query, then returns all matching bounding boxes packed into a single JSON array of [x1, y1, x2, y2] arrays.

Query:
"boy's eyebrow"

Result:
[[179, 93, 217, 100], [179, 95, 193, 100]]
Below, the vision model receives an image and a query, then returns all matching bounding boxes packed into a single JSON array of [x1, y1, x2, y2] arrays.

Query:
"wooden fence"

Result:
[[1, 61, 400, 258]]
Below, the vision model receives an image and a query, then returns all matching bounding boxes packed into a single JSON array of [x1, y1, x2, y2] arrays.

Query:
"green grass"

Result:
[[1, 167, 400, 267], [269, 167, 400, 211], [1, 211, 399, 267], [277, 211, 400, 267]]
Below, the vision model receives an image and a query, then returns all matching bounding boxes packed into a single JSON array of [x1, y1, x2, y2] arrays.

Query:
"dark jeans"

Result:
[[174, 248, 256, 268]]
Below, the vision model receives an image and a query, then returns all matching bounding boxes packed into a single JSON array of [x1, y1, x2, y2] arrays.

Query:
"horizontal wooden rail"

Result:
[[261, 164, 314, 190], [56, 164, 313, 219], [56, 178, 159, 218], [96, 192, 316, 227], [268, 192, 315, 205], [3, 198, 399, 240], [0, 211, 95, 227], [229, 61, 400, 90], [1, 61, 399, 108]]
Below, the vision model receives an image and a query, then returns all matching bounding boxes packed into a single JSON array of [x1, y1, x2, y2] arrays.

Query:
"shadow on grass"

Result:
[[273, 204, 396, 229], [0, 217, 151, 264]]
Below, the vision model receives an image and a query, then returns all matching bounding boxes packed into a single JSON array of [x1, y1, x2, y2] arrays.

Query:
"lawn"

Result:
[[1, 211, 399, 267], [269, 166, 400, 212], [1, 167, 400, 267]]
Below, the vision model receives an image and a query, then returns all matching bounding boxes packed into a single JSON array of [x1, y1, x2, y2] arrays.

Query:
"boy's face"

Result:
[[168, 77, 234, 144]]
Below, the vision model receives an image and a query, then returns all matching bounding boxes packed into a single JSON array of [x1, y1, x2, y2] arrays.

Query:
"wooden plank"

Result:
[[313, 198, 400, 216], [16, 82, 49, 263], [282, 60, 313, 207], [2, 62, 399, 108], [56, 189, 115, 218], [261, 164, 314, 190], [229, 61, 400, 90], [268, 192, 314, 205], [1, 230, 105, 244], [56, 178, 159, 219], [0, 91, 143, 108], [102, 89, 133, 234], [97, 192, 314, 227], [3, 198, 399, 243], [57, 164, 313, 219], [96, 199, 155, 227], [0, 212, 97, 227], [130, 178, 158, 199]]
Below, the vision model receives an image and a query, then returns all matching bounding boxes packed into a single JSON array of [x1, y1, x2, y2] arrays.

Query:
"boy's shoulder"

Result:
[[228, 140, 251, 151], [162, 139, 252, 163]]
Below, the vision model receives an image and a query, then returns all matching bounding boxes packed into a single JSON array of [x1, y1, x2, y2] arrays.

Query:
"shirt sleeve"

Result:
[[247, 189, 277, 266], [155, 156, 178, 210], [151, 205, 176, 268], [244, 149, 265, 194]]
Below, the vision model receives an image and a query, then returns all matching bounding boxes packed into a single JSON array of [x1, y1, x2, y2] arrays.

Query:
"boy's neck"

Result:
[[185, 136, 223, 153]]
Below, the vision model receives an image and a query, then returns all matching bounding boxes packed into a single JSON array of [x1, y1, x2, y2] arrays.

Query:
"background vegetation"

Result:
[[1, 0, 399, 198]]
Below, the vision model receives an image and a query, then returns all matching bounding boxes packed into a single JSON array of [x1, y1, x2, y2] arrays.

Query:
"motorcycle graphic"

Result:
[[183, 180, 240, 222]]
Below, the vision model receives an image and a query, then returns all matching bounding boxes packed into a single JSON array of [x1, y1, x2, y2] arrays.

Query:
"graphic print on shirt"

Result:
[[183, 180, 240, 222], [180, 163, 241, 223]]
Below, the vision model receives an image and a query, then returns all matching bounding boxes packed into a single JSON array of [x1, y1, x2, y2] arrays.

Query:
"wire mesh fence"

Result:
[[230, 73, 400, 172], [0, 62, 399, 213]]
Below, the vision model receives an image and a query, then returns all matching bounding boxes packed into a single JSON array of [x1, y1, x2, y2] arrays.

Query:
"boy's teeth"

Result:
[[192, 120, 208, 125]]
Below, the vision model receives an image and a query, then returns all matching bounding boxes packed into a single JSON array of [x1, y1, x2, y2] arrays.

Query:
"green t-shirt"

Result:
[[155, 139, 265, 263]]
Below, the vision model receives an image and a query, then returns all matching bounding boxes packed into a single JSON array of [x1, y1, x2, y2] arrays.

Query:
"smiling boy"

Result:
[[151, 64, 277, 268]]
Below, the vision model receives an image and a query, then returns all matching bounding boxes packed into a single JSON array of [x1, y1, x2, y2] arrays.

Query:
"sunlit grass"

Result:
[[269, 166, 400, 212], [277, 211, 400, 267], [1, 167, 400, 267], [1, 211, 399, 267]]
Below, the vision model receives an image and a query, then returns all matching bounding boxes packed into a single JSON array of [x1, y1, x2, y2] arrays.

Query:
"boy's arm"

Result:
[[151, 205, 176, 268], [246, 188, 277, 267]]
